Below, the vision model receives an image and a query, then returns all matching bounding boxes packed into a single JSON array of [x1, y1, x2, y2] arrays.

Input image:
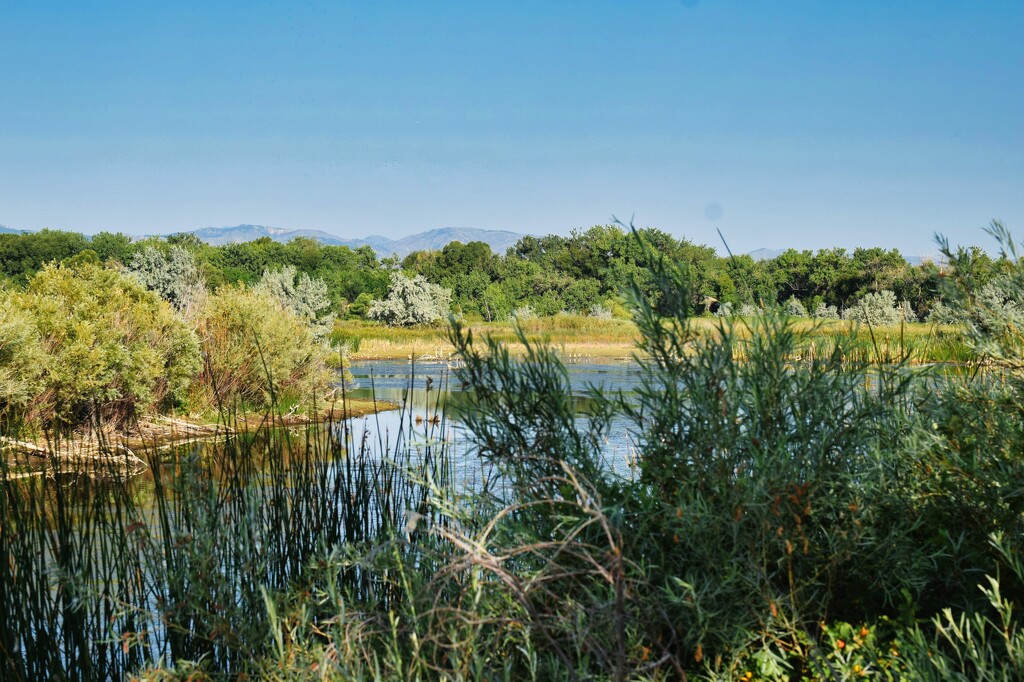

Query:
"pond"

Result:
[[343, 357, 646, 482], [0, 356, 650, 679]]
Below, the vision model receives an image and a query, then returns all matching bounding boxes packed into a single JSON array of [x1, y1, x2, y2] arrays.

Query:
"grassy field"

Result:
[[335, 315, 973, 365]]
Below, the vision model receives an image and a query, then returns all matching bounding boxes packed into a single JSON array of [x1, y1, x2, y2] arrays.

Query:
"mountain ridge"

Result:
[[182, 224, 524, 257]]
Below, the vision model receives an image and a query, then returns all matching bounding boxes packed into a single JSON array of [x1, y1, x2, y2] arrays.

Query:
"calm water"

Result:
[[343, 357, 645, 481]]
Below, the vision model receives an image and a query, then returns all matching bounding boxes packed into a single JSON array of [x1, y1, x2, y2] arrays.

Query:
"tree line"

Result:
[[0, 224, 1010, 324]]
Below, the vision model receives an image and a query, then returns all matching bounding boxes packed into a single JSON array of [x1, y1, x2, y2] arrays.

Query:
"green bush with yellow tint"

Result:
[[195, 284, 331, 408], [2, 262, 200, 426]]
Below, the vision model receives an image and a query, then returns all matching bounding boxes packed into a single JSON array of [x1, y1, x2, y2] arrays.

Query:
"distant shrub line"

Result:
[[1, 222, 1016, 327]]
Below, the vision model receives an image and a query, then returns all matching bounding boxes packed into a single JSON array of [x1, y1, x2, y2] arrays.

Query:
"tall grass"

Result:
[[0, 374, 453, 680]]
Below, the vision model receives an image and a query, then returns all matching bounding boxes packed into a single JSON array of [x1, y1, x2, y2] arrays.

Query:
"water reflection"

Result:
[[344, 358, 643, 479]]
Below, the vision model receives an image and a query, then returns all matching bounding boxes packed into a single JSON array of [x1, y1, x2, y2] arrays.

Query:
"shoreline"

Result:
[[1, 397, 398, 476]]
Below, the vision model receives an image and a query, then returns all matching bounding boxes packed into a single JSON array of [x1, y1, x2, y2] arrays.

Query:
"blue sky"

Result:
[[1, 1, 1021, 256]]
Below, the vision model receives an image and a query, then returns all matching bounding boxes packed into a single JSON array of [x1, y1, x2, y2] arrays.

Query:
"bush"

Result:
[[738, 302, 759, 317], [256, 265, 335, 341], [196, 285, 331, 408], [10, 263, 201, 425], [928, 300, 968, 324], [345, 292, 375, 319], [783, 296, 808, 317], [843, 289, 902, 325], [813, 301, 840, 319], [127, 244, 207, 317], [368, 272, 452, 326], [0, 292, 45, 414]]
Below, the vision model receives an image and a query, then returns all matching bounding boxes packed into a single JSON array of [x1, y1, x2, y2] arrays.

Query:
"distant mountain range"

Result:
[[2, 222, 937, 264], [747, 248, 783, 261], [747, 246, 930, 266], [182, 225, 524, 258]]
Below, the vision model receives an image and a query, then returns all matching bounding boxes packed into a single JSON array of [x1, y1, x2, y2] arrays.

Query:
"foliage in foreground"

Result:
[[250, 230, 1024, 680], [2, 229, 1024, 680]]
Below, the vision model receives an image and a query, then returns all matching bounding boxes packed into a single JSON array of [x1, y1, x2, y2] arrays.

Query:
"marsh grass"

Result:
[[0, 372, 453, 680], [337, 316, 973, 366]]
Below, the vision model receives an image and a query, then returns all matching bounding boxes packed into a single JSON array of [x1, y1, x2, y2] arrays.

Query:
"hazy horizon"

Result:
[[2, 1, 1021, 257]]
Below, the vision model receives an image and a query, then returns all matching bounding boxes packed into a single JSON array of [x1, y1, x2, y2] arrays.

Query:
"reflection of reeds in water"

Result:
[[0, 370, 452, 679]]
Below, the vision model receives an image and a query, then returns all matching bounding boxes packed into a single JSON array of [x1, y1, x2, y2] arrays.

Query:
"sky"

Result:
[[1, 1, 1021, 257]]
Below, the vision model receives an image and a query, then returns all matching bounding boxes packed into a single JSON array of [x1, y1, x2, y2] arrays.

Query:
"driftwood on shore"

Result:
[[0, 416, 231, 479], [1, 401, 396, 480], [2, 436, 147, 479]]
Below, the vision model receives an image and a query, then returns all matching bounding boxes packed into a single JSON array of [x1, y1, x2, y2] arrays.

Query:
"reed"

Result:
[[0, 370, 453, 680]]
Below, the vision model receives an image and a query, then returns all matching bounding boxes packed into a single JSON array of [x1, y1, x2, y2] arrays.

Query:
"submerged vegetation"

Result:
[[1, 227, 1023, 679]]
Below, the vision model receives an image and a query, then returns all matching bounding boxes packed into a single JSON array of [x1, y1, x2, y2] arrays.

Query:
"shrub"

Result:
[[928, 300, 968, 324], [738, 302, 759, 317], [0, 292, 45, 414], [256, 265, 335, 341], [12, 263, 201, 425], [843, 290, 901, 325], [510, 304, 537, 321], [938, 222, 1024, 372], [196, 285, 331, 408], [368, 272, 452, 326], [783, 296, 808, 317], [127, 244, 207, 317], [813, 301, 840, 319], [345, 292, 375, 319]]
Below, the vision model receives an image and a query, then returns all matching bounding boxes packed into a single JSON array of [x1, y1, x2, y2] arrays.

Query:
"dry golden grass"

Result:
[[337, 316, 971, 364]]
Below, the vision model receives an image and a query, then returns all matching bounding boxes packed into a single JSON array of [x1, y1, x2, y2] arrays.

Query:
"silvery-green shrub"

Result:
[[898, 299, 918, 323], [784, 296, 808, 317], [368, 272, 453, 326], [257, 266, 335, 341], [128, 244, 206, 317], [813, 302, 840, 319], [927, 301, 967, 324], [843, 290, 901, 325], [510, 305, 536, 321]]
